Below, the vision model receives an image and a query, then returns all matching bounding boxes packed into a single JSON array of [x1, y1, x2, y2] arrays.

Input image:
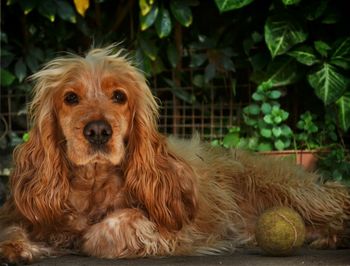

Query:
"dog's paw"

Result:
[[83, 209, 170, 258], [309, 235, 338, 249], [0, 240, 50, 264]]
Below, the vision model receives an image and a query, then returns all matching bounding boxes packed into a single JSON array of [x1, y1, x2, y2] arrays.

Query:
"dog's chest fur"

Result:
[[67, 164, 127, 230]]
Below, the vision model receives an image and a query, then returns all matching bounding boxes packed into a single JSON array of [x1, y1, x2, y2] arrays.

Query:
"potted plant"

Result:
[[216, 80, 342, 171]]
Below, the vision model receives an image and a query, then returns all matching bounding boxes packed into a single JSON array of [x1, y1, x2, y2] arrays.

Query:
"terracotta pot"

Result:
[[260, 150, 320, 172]]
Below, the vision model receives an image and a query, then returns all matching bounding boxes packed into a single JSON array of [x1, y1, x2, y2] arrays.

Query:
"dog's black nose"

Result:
[[83, 120, 112, 145]]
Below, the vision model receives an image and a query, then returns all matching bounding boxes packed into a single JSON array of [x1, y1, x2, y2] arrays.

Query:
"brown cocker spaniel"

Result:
[[0, 46, 349, 263]]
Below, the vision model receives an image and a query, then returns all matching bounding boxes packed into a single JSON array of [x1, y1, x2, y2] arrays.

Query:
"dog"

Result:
[[0, 45, 349, 263]]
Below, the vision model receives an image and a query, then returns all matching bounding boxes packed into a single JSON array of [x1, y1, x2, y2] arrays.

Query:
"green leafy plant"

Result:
[[317, 146, 350, 186], [242, 84, 293, 151], [219, 81, 293, 151], [295, 111, 320, 150]]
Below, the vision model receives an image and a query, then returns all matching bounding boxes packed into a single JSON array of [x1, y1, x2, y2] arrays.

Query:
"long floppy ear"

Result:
[[10, 77, 69, 227], [124, 71, 198, 232]]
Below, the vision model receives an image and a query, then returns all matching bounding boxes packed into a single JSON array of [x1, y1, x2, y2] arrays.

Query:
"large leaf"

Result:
[[314, 40, 331, 57], [336, 93, 350, 131], [19, 0, 37, 15], [57, 0, 76, 23], [139, 0, 153, 16], [287, 45, 319, 66], [307, 63, 348, 105], [139, 37, 157, 61], [214, 0, 254, 12], [330, 37, 350, 70], [1, 68, 16, 86], [190, 53, 207, 67], [155, 7, 172, 38], [167, 43, 178, 68], [140, 4, 159, 31], [303, 0, 328, 21], [15, 58, 27, 82], [38, 0, 56, 22], [134, 48, 152, 76], [265, 15, 308, 58], [170, 0, 192, 27], [163, 78, 196, 104], [252, 57, 302, 87]]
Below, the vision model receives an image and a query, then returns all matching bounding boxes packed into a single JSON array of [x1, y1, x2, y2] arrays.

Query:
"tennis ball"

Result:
[[255, 206, 306, 256]]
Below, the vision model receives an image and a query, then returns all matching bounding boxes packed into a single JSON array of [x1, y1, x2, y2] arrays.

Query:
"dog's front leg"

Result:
[[82, 209, 172, 258], [0, 225, 53, 264]]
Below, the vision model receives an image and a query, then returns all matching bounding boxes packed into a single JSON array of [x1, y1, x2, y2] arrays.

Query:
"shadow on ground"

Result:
[[30, 248, 350, 266]]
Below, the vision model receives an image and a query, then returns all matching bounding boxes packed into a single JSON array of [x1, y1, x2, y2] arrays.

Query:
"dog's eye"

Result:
[[64, 92, 79, 105], [112, 90, 127, 104]]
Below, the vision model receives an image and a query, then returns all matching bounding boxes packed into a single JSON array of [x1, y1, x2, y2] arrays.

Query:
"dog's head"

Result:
[[29, 47, 158, 166]]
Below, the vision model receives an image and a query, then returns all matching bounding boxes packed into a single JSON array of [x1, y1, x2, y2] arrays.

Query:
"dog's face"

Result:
[[55, 74, 132, 166]]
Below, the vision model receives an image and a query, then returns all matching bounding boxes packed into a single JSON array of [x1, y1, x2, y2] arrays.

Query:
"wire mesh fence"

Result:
[[0, 68, 252, 149]]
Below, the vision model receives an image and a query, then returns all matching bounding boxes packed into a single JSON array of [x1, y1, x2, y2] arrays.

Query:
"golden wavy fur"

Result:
[[0, 46, 349, 263]]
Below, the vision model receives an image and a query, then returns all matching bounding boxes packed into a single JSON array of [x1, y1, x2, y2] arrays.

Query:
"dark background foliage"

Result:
[[1, 0, 350, 184]]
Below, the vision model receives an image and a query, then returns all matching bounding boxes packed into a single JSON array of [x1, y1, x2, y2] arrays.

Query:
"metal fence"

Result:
[[0, 69, 252, 145]]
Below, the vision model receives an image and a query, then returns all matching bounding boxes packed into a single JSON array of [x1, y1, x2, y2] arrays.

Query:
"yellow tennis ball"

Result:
[[255, 206, 306, 256]]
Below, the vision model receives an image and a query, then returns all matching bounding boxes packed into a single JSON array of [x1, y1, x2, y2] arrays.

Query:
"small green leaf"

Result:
[[265, 15, 308, 58], [314, 41, 331, 57], [281, 125, 293, 136], [274, 139, 285, 150], [272, 127, 282, 137], [167, 43, 178, 68], [273, 116, 282, 124], [264, 115, 273, 124], [22, 132, 30, 142], [170, 0, 192, 27], [307, 63, 348, 105], [223, 132, 240, 148], [261, 103, 272, 114], [288, 45, 319, 66], [268, 90, 282, 99], [244, 104, 260, 115], [1, 68, 16, 86], [214, 0, 254, 12], [252, 91, 265, 101], [155, 7, 172, 38], [257, 142, 273, 151], [260, 128, 272, 138], [15, 58, 27, 82], [140, 4, 159, 31]]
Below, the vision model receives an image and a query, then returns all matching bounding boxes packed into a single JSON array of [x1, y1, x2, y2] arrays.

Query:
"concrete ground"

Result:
[[30, 248, 350, 266]]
